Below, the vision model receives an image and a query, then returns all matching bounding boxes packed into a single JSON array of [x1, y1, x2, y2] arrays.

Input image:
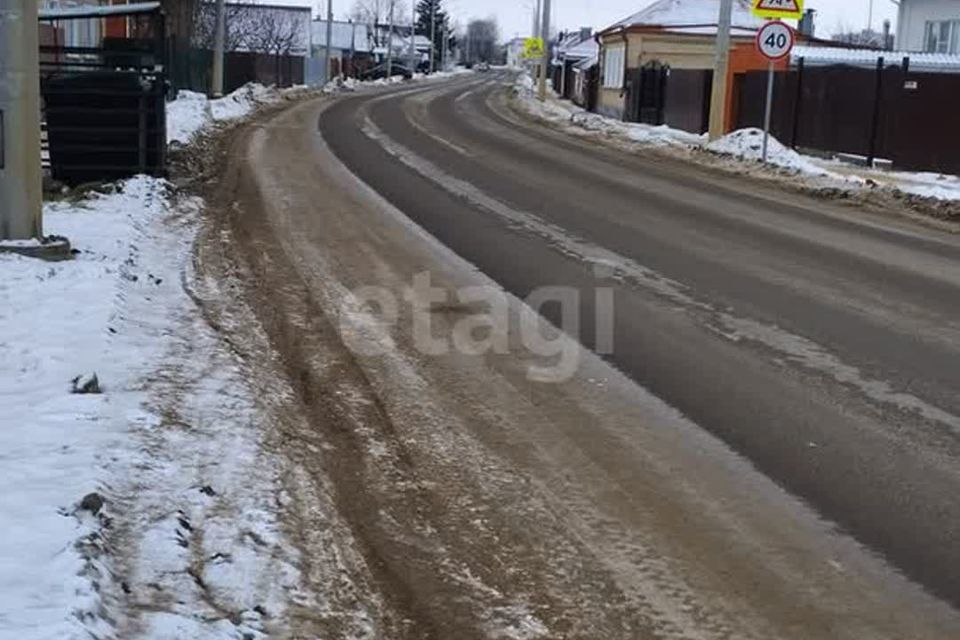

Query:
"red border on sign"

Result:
[[755, 20, 795, 61]]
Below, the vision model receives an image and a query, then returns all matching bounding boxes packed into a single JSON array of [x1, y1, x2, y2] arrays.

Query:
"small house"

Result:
[[595, 0, 770, 132]]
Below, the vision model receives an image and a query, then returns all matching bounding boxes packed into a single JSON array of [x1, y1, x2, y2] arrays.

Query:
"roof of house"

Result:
[[311, 21, 372, 52], [562, 38, 599, 60], [602, 0, 764, 37], [791, 45, 960, 73]]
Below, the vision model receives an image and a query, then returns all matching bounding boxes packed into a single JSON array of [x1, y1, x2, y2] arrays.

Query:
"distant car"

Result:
[[360, 62, 414, 81], [476, 62, 490, 72]]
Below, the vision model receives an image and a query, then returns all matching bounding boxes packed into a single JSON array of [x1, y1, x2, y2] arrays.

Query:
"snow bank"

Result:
[[705, 127, 839, 177], [881, 170, 960, 201], [166, 83, 285, 145]]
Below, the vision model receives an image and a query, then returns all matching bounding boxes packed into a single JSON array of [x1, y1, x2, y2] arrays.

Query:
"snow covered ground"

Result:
[[0, 176, 304, 639], [512, 74, 960, 203], [1, 79, 334, 639]]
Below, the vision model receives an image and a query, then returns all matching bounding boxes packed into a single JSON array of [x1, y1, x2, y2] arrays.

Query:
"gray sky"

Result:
[[276, 0, 899, 40]]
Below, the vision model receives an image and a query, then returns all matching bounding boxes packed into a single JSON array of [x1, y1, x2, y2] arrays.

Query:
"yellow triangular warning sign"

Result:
[[753, 0, 803, 20]]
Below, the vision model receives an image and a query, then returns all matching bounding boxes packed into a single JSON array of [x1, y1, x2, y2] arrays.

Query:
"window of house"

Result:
[[924, 20, 960, 54], [602, 45, 625, 89]]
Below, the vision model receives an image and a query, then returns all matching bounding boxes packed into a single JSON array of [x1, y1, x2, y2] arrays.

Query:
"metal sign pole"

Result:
[[761, 59, 774, 163]]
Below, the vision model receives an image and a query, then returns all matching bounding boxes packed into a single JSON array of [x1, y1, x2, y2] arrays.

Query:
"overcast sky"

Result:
[[278, 0, 899, 41]]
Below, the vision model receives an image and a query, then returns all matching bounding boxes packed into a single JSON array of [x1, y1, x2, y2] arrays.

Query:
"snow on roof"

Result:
[[311, 21, 372, 53], [39, 1, 161, 20], [791, 45, 960, 73], [605, 0, 764, 35], [563, 38, 599, 60]]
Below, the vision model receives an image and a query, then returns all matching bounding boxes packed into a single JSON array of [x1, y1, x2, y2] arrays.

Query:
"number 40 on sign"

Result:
[[756, 20, 795, 61]]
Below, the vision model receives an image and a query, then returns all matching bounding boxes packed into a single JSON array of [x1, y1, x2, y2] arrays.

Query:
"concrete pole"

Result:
[[0, 0, 43, 241], [537, 0, 551, 100], [441, 23, 447, 70], [533, 0, 541, 38], [707, 0, 733, 140], [409, 0, 417, 72], [211, 0, 226, 96], [429, 1, 436, 73], [325, 0, 334, 81], [386, 0, 395, 77]]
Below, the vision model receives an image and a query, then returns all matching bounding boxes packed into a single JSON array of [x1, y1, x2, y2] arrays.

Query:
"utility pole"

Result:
[[386, 0, 395, 77], [409, 0, 417, 72], [707, 0, 733, 140], [211, 0, 226, 96], [537, 0, 551, 100], [0, 0, 43, 242], [441, 23, 448, 70], [325, 0, 334, 81], [532, 0, 541, 38], [429, 0, 437, 73]]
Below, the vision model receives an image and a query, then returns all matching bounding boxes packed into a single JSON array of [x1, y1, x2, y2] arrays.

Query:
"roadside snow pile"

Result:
[[883, 170, 960, 201], [571, 111, 706, 147], [705, 127, 839, 177], [166, 91, 212, 145], [166, 83, 285, 144], [0, 177, 174, 638], [513, 73, 704, 148]]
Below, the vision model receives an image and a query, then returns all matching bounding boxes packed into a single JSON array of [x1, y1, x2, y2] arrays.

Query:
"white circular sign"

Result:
[[756, 21, 795, 61]]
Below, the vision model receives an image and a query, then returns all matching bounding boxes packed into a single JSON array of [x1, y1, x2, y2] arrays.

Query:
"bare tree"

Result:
[[464, 17, 498, 65], [349, 0, 409, 46], [192, 2, 263, 51], [247, 8, 305, 84]]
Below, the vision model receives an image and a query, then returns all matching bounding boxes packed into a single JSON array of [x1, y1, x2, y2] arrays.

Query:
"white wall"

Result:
[[897, 0, 960, 51]]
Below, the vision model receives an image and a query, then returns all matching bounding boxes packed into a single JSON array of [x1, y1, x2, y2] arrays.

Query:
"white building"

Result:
[[506, 37, 527, 68], [897, 0, 960, 53], [311, 20, 372, 58]]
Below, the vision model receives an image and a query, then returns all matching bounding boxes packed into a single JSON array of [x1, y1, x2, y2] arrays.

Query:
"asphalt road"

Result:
[[317, 73, 960, 611]]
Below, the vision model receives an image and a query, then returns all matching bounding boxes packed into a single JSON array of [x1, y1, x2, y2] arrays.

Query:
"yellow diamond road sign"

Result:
[[522, 37, 545, 59], [752, 0, 803, 20]]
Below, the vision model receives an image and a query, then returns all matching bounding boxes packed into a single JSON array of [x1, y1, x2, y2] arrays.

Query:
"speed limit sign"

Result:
[[756, 20, 795, 61]]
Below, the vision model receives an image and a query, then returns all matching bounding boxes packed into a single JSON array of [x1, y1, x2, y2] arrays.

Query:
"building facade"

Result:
[[897, 0, 960, 53]]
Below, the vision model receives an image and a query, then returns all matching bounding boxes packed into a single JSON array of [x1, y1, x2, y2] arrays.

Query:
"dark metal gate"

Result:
[[625, 62, 668, 124], [38, 3, 167, 186]]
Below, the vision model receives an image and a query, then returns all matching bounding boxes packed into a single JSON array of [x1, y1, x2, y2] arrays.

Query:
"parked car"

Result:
[[476, 61, 490, 72], [360, 62, 414, 81]]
